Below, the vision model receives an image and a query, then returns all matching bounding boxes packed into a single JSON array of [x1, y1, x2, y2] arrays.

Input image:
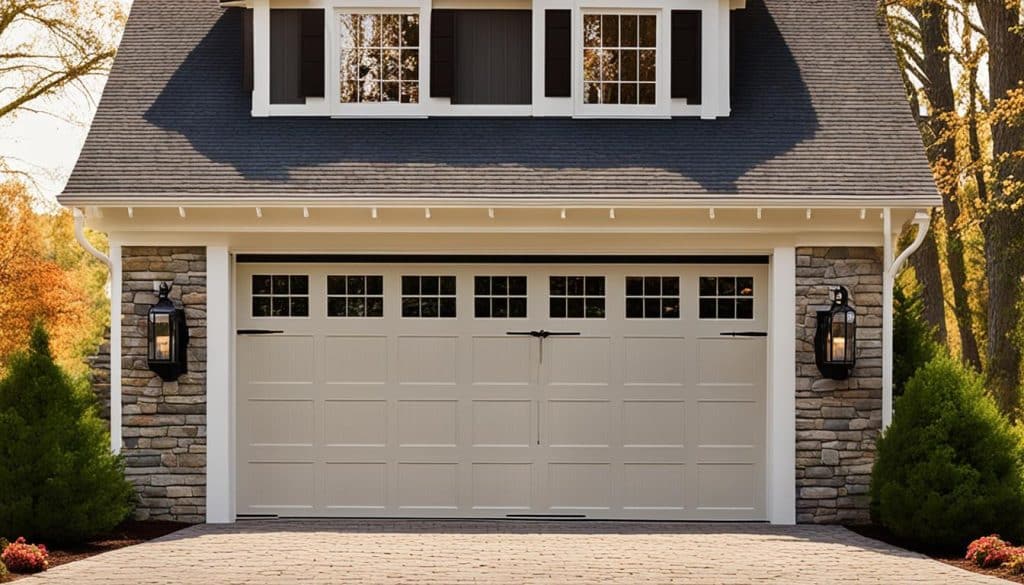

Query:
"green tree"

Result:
[[0, 323, 132, 543], [871, 354, 1024, 550], [893, 282, 939, 397]]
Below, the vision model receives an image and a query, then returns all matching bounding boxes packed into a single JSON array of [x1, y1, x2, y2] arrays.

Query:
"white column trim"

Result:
[[767, 246, 796, 524], [109, 239, 123, 454], [252, 0, 271, 117], [206, 246, 235, 523], [881, 208, 894, 429]]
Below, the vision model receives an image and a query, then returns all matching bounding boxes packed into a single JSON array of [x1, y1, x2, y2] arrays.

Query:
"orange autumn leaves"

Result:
[[0, 181, 108, 375]]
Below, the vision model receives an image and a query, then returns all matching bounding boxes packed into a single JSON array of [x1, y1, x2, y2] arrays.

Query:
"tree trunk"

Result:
[[914, 2, 981, 367], [976, 0, 1024, 413], [909, 216, 948, 343]]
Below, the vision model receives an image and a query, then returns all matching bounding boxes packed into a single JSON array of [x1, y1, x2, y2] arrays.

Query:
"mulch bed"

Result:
[[848, 524, 1024, 584], [1, 520, 189, 582]]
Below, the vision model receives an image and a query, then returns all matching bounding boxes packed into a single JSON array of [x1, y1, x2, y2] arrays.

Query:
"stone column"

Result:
[[120, 247, 208, 523], [794, 247, 883, 524]]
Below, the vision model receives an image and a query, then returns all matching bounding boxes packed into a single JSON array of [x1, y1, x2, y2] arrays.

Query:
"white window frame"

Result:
[[572, 6, 670, 118], [329, 3, 430, 117], [252, 0, 729, 118]]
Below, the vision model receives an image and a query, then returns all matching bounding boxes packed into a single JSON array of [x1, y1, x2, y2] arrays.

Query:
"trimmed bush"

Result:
[[0, 323, 134, 543], [0, 538, 47, 574], [871, 355, 1024, 550], [893, 283, 938, 397]]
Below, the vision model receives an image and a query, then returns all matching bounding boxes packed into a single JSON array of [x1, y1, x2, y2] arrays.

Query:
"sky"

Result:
[[0, 0, 130, 207], [0, 92, 103, 205]]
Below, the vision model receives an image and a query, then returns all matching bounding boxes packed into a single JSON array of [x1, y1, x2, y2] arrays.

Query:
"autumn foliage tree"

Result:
[[0, 181, 107, 374], [886, 0, 1024, 414]]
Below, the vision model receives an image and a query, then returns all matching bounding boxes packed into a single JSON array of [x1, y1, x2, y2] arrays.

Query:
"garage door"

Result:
[[236, 259, 768, 520]]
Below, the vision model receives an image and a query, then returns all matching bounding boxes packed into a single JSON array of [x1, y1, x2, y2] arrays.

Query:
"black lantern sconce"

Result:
[[148, 283, 189, 381], [814, 286, 857, 380]]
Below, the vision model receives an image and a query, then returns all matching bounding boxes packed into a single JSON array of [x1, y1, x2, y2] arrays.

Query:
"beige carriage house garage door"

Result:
[[235, 257, 769, 520]]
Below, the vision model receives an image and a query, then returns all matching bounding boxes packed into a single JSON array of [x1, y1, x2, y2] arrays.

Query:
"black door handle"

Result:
[[539, 331, 582, 338], [237, 329, 285, 335], [507, 330, 582, 338], [720, 331, 768, 338]]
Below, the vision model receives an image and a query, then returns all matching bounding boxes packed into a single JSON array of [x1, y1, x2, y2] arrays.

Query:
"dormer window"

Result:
[[337, 12, 420, 104], [245, 1, 725, 119], [582, 13, 658, 106]]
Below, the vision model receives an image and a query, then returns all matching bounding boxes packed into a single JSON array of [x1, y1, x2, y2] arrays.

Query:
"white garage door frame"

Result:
[[204, 248, 796, 525]]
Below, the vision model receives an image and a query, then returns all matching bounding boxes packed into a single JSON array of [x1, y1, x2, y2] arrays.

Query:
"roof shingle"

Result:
[[60, 0, 939, 204]]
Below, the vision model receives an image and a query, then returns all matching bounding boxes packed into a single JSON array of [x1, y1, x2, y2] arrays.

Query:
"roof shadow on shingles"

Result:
[[143, 0, 817, 193]]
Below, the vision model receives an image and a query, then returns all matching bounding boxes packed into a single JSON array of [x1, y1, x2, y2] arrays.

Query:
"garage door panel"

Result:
[[323, 400, 387, 447], [545, 337, 611, 386], [546, 400, 612, 448], [245, 399, 316, 447], [471, 463, 533, 510], [324, 336, 388, 385], [622, 463, 687, 510], [696, 463, 759, 510], [397, 336, 458, 385], [548, 463, 612, 510], [243, 462, 316, 511], [696, 338, 765, 386], [622, 400, 687, 448], [397, 462, 459, 509], [623, 337, 688, 386], [471, 336, 533, 385], [324, 462, 387, 510], [471, 400, 533, 447], [697, 401, 760, 448], [397, 400, 458, 447], [239, 336, 316, 384], [238, 262, 767, 520]]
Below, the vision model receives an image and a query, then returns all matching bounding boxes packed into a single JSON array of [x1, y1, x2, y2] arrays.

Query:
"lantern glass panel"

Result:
[[151, 313, 172, 361]]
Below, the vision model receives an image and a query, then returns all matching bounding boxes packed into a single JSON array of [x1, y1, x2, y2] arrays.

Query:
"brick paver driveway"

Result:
[[25, 520, 1000, 584]]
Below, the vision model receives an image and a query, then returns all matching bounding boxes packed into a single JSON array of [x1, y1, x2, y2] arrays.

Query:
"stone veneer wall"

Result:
[[121, 247, 207, 523], [795, 247, 883, 525], [88, 332, 111, 422]]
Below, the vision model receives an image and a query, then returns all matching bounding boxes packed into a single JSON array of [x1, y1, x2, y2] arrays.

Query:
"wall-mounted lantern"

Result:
[[148, 283, 188, 381], [815, 286, 857, 380]]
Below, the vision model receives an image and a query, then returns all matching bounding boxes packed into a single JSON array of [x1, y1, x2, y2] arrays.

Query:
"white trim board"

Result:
[[206, 246, 235, 523], [767, 246, 796, 524]]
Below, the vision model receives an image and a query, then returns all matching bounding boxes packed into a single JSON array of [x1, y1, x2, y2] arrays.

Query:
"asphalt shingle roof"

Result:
[[59, 0, 939, 204]]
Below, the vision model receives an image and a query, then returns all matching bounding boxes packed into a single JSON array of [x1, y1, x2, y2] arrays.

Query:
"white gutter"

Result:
[[74, 208, 121, 453], [73, 208, 111, 270], [882, 208, 932, 430], [57, 195, 943, 209]]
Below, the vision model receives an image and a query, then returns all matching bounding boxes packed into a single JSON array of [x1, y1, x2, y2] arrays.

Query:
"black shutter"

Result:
[[671, 10, 701, 104], [544, 10, 571, 98], [431, 10, 456, 98], [300, 9, 325, 98], [242, 9, 254, 92]]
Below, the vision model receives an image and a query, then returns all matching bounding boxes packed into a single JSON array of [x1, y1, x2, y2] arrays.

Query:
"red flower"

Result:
[[1, 537, 49, 574]]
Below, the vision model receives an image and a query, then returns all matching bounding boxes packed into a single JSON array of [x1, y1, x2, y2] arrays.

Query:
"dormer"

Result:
[[226, 0, 744, 118]]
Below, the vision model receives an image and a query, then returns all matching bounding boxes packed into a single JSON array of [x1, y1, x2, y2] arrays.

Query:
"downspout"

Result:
[[73, 208, 121, 453], [882, 208, 932, 430], [73, 208, 111, 270]]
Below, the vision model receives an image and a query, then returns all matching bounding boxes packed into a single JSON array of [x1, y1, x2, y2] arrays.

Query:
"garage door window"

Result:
[[699, 276, 754, 320], [474, 276, 528, 318], [550, 276, 605, 318], [252, 274, 309, 317], [625, 276, 680, 319], [327, 275, 384, 317], [402, 275, 457, 318]]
